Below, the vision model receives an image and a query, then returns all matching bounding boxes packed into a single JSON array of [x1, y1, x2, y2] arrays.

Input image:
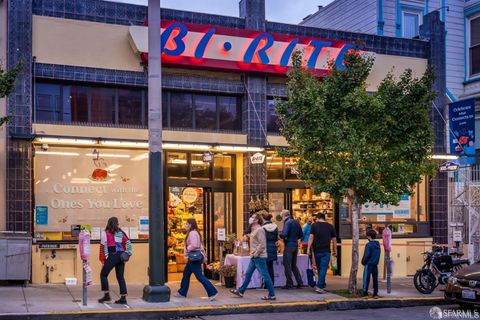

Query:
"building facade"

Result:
[[1, 0, 443, 284]]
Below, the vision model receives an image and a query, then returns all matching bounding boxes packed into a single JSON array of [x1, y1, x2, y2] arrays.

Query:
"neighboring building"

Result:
[[2, 0, 442, 284], [302, 0, 480, 261]]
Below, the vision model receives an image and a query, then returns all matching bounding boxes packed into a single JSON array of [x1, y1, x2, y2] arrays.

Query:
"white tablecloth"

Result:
[[224, 254, 309, 289]]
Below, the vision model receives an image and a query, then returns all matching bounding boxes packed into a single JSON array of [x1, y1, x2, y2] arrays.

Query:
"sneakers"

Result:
[[372, 294, 381, 299], [261, 295, 276, 300], [173, 292, 186, 298], [230, 289, 244, 297], [281, 285, 293, 290], [361, 291, 369, 298], [315, 287, 326, 294], [208, 293, 218, 301], [114, 296, 127, 305], [98, 293, 111, 303]]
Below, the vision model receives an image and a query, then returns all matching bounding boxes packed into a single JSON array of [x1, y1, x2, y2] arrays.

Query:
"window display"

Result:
[[292, 188, 334, 226]]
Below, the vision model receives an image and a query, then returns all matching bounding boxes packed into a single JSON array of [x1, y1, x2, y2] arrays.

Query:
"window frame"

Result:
[[401, 10, 422, 39], [468, 13, 480, 78]]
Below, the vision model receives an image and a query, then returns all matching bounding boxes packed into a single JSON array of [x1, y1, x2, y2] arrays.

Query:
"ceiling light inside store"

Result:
[[35, 151, 80, 156], [131, 153, 149, 161], [163, 143, 211, 150], [215, 146, 264, 152], [85, 153, 131, 158], [101, 140, 148, 148]]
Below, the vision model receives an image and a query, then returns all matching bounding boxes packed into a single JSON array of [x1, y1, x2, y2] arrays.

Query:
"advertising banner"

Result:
[[449, 98, 476, 156]]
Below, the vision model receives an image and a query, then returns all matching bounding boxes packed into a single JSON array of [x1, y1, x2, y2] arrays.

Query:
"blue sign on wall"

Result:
[[35, 206, 48, 225], [449, 98, 476, 156]]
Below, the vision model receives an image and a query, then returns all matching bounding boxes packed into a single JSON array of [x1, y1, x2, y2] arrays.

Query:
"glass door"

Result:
[[211, 192, 233, 262]]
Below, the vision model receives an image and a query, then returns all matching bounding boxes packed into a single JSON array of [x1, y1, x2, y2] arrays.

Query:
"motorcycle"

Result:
[[413, 246, 470, 294]]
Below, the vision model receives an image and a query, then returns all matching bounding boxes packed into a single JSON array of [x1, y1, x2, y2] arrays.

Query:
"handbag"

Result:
[[120, 251, 131, 262], [188, 250, 204, 262], [306, 254, 316, 288]]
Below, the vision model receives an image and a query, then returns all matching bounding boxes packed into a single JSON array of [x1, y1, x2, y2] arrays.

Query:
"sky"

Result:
[[105, 0, 334, 24]]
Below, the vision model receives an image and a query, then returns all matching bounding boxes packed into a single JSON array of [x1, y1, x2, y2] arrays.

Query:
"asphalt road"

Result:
[[200, 305, 470, 320]]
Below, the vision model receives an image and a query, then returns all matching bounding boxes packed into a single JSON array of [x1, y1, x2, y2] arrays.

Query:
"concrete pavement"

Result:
[[0, 277, 447, 319]]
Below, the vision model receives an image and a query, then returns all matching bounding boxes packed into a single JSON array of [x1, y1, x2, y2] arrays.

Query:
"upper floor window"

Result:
[[470, 16, 480, 77], [403, 11, 420, 38], [267, 98, 281, 132]]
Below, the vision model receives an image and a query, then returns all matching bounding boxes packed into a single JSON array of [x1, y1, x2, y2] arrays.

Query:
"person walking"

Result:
[[301, 216, 313, 254], [231, 213, 276, 300], [174, 218, 218, 300], [362, 229, 381, 298], [98, 217, 132, 305], [261, 211, 278, 286], [307, 212, 337, 294], [280, 210, 304, 289]]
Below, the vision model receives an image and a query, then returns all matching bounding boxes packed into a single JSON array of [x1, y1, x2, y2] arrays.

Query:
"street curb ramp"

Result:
[[0, 297, 449, 319]]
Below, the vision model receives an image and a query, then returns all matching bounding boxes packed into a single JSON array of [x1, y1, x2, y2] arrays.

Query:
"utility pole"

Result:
[[142, 0, 170, 302]]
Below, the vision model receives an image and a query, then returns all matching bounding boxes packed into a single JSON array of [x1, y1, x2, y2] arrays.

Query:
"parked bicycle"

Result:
[[413, 246, 470, 294]]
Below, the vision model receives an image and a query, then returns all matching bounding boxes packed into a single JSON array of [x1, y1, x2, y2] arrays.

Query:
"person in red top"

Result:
[[98, 217, 132, 305]]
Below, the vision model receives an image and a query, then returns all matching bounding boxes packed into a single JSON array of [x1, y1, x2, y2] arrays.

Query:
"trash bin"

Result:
[[0, 231, 32, 281]]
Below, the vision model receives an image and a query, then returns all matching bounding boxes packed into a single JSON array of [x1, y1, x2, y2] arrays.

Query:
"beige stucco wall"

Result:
[[0, 0, 7, 231], [33, 123, 247, 145]]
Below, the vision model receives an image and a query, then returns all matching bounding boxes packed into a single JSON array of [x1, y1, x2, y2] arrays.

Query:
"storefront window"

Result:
[[170, 92, 193, 128], [194, 95, 217, 130], [167, 152, 188, 178], [292, 188, 333, 225], [118, 88, 143, 125], [267, 154, 283, 180], [191, 153, 211, 179], [213, 154, 233, 181], [33, 146, 148, 241], [218, 96, 241, 130], [268, 192, 285, 229], [285, 157, 299, 180], [91, 87, 115, 124]]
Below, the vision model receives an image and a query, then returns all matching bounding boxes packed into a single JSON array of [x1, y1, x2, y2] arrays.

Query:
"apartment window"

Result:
[[267, 98, 281, 132], [470, 16, 480, 76], [194, 95, 217, 130], [170, 92, 193, 129], [403, 12, 420, 39]]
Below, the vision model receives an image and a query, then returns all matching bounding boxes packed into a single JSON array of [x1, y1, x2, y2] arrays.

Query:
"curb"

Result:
[[0, 296, 448, 319]]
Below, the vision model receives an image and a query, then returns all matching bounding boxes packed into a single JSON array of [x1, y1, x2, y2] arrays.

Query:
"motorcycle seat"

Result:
[[452, 259, 470, 266]]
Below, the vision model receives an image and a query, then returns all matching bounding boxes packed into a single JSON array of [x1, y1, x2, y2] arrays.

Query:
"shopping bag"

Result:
[[306, 256, 316, 288]]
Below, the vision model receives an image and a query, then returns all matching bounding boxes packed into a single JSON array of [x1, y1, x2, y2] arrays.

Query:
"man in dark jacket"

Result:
[[262, 212, 278, 286], [280, 210, 304, 289], [362, 229, 381, 298]]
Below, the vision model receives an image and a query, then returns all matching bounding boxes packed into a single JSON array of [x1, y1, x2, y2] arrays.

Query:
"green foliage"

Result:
[[276, 51, 436, 205], [0, 61, 23, 127]]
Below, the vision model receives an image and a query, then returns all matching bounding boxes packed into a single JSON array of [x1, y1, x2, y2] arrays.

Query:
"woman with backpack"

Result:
[[174, 218, 218, 300], [261, 211, 278, 286], [98, 216, 132, 305]]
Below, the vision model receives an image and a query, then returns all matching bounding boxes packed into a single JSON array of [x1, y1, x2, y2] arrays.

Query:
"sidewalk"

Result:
[[0, 277, 446, 319]]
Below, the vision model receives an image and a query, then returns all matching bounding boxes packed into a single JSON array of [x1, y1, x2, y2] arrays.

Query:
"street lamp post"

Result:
[[142, 0, 170, 302]]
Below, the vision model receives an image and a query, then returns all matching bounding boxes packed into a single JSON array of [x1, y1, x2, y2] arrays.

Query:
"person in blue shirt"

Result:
[[280, 210, 304, 289], [362, 229, 381, 298], [301, 216, 313, 254]]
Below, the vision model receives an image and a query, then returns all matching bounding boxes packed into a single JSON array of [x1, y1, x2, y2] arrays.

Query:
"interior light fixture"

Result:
[[214, 146, 264, 152], [36, 137, 98, 145], [431, 155, 459, 160], [100, 140, 149, 148], [84, 153, 131, 158], [163, 143, 211, 150], [35, 151, 80, 156]]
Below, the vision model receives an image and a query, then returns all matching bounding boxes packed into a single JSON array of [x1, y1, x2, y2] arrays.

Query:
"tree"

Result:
[[0, 61, 23, 126], [276, 50, 436, 294]]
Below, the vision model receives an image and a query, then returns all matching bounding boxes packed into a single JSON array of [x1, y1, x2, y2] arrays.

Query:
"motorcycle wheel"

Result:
[[414, 270, 437, 294]]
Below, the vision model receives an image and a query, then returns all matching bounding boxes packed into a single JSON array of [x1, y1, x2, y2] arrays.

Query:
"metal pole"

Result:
[[82, 260, 87, 306], [143, 0, 170, 302]]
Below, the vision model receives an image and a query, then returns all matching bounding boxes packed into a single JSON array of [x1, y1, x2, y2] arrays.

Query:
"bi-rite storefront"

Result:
[[1, 0, 448, 284]]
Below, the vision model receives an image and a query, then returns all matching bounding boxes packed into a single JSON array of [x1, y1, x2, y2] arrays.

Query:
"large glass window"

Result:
[[118, 88, 143, 125], [267, 154, 283, 180], [91, 87, 115, 124], [33, 146, 148, 241], [214, 154, 233, 181], [170, 93, 193, 129], [470, 16, 480, 76], [267, 99, 281, 132], [194, 95, 217, 130], [167, 152, 188, 178], [218, 96, 241, 130], [191, 153, 211, 179], [35, 83, 63, 122], [403, 12, 420, 39], [68, 85, 89, 123]]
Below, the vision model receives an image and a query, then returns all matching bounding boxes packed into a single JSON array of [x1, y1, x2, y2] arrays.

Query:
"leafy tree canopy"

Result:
[[0, 61, 23, 127], [276, 51, 436, 205]]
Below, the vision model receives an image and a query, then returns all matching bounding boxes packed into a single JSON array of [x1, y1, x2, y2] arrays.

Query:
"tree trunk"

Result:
[[348, 196, 360, 295]]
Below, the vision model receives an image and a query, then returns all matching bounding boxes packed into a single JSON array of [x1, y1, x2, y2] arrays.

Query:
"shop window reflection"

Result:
[[194, 95, 217, 130], [91, 87, 115, 124], [267, 154, 283, 180], [170, 93, 193, 129], [167, 152, 188, 178], [191, 153, 211, 179], [118, 88, 142, 125]]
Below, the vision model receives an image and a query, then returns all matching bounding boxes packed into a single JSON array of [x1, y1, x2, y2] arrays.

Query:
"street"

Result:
[[201, 306, 462, 320]]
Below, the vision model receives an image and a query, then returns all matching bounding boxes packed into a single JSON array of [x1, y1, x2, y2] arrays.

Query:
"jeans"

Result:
[[266, 260, 275, 286], [178, 260, 218, 297], [239, 257, 275, 297], [314, 252, 331, 289], [283, 246, 303, 287], [362, 264, 379, 295], [100, 253, 127, 295]]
